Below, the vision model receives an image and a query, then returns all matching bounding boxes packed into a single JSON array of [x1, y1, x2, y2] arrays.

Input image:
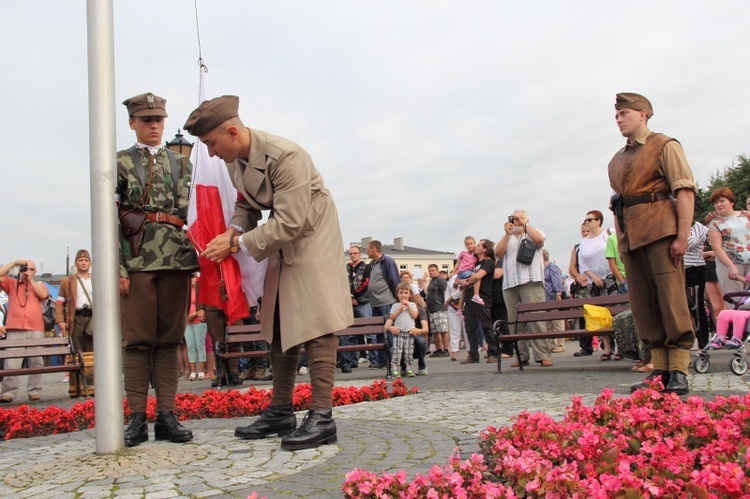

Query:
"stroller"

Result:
[[693, 276, 750, 376]]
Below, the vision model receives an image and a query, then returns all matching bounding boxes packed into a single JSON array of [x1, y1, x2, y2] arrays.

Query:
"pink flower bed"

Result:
[[343, 387, 750, 498]]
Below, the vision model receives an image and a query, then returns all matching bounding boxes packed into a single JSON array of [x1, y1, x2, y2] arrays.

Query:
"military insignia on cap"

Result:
[[147, 94, 155, 108]]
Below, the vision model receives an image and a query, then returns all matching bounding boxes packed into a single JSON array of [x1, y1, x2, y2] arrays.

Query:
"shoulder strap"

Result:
[[165, 149, 181, 209], [76, 275, 93, 306], [129, 147, 182, 212], [127, 146, 147, 186]]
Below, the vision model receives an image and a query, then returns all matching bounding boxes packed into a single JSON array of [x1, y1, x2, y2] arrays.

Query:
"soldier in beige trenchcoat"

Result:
[[184, 95, 352, 451]]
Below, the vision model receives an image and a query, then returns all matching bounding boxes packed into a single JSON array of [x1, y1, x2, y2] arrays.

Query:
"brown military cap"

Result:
[[183, 95, 240, 136], [75, 249, 90, 261], [122, 92, 168, 117], [615, 92, 653, 119]]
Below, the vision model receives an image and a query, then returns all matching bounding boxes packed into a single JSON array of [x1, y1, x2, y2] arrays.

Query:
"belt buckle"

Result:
[[155, 212, 165, 223]]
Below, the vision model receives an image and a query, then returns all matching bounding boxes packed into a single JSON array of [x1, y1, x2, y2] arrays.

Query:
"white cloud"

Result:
[[0, 0, 747, 272]]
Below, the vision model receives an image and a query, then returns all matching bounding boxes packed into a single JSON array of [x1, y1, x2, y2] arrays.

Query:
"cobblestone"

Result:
[[1, 346, 748, 497]]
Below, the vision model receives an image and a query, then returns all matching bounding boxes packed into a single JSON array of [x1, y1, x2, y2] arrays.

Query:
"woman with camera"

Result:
[[494, 210, 552, 367]]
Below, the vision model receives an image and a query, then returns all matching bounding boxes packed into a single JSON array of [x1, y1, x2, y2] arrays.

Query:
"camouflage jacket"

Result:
[[116, 146, 199, 277]]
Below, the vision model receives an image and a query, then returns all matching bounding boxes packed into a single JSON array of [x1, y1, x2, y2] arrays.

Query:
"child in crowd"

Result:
[[708, 272, 750, 349], [450, 236, 484, 307], [388, 283, 419, 377]]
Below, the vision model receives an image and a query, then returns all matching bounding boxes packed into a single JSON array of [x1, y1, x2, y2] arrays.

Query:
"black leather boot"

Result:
[[280, 409, 337, 451], [227, 373, 243, 386], [154, 411, 193, 443], [663, 370, 689, 395], [235, 404, 296, 439], [124, 412, 148, 447], [630, 370, 670, 393], [212, 373, 227, 388]]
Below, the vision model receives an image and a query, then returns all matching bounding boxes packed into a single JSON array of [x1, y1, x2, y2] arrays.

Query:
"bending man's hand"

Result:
[[202, 230, 236, 263], [119, 277, 130, 297]]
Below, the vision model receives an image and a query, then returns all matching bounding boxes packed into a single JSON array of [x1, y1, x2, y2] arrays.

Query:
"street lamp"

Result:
[[166, 129, 193, 156]]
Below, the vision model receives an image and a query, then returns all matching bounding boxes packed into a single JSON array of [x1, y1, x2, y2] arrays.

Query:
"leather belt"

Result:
[[623, 192, 674, 207], [145, 212, 185, 228], [75, 309, 93, 317]]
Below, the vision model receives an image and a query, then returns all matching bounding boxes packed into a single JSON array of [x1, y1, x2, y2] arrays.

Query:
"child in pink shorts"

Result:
[[450, 236, 484, 306], [708, 272, 750, 349]]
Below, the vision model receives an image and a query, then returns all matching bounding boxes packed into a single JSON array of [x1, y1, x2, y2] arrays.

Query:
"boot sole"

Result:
[[663, 388, 689, 395], [280, 434, 337, 451], [154, 426, 194, 442], [235, 427, 296, 439], [154, 431, 194, 442]]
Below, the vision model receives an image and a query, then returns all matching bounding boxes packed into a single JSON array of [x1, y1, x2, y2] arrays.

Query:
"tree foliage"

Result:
[[696, 154, 750, 221]]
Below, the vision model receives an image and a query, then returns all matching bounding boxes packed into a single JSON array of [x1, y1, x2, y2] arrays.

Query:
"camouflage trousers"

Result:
[[613, 310, 647, 361]]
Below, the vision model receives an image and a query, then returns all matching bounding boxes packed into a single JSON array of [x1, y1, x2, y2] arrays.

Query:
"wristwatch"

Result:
[[229, 236, 239, 254]]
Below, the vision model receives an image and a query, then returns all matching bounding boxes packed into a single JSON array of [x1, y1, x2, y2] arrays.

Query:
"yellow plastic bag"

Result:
[[583, 304, 613, 331]]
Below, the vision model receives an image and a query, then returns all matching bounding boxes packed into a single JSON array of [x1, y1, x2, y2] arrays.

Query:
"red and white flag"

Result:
[[187, 70, 266, 324]]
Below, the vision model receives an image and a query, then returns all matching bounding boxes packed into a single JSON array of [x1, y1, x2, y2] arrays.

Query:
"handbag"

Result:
[[516, 230, 538, 265], [583, 304, 613, 331], [118, 208, 147, 257]]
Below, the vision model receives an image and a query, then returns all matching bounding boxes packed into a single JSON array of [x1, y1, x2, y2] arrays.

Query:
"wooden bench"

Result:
[[0, 336, 86, 393], [220, 316, 390, 378], [494, 294, 631, 372]]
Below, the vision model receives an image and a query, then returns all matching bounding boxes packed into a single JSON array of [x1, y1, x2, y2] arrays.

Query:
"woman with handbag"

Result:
[[494, 210, 552, 367], [578, 210, 620, 361]]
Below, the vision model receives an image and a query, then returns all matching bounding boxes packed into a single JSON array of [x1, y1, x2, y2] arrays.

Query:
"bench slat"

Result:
[[219, 317, 389, 367], [516, 294, 630, 313], [506, 304, 630, 323], [0, 338, 73, 349], [0, 347, 73, 360], [0, 365, 83, 377], [498, 329, 613, 342]]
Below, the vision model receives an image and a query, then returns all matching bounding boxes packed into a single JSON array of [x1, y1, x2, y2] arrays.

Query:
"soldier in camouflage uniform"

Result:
[[117, 92, 200, 447]]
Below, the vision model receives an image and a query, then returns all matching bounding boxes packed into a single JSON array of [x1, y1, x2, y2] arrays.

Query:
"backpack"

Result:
[[42, 297, 55, 331]]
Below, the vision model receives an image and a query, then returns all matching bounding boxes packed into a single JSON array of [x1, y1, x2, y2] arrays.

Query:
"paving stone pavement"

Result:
[[1, 344, 748, 498]]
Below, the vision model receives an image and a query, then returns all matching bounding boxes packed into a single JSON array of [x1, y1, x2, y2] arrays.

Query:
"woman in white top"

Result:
[[707, 187, 750, 306], [577, 210, 619, 361]]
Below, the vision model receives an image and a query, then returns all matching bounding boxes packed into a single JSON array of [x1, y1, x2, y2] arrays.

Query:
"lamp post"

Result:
[[166, 129, 193, 156]]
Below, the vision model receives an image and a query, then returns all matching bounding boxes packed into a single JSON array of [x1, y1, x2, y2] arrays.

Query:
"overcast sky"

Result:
[[1, 1, 748, 274]]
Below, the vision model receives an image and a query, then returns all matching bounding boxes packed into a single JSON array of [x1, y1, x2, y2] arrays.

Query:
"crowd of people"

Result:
[[4, 90, 748, 452]]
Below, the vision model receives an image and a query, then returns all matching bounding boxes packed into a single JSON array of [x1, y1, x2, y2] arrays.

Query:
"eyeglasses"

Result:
[[583, 218, 599, 223]]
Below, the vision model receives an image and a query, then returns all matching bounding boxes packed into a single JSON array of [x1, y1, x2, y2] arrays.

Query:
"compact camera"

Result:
[[19, 264, 28, 273], [507, 215, 516, 224]]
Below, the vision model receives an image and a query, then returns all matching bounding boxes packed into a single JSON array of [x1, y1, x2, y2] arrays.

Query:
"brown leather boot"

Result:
[[252, 366, 267, 380], [239, 367, 256, 381]]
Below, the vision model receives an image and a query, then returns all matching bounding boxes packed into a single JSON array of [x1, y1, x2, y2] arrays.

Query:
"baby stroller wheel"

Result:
[[693, 355, 710, 374], [729, 356, 748, 376]]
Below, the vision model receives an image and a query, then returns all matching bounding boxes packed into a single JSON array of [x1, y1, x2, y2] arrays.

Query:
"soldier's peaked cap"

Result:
[[122, 92, 168, 117], [183, 95, 240, 136], [615, 92, 653, 119]]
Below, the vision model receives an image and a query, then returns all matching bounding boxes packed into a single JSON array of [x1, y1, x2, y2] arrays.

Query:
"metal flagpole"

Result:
[[86, 0, 124, 454]]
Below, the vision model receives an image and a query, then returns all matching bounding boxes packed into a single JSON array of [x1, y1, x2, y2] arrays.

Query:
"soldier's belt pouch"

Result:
[[118, 208, 146, 257]]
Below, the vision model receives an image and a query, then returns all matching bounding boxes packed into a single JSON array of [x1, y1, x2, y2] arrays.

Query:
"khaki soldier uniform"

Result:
[[55, 249, 94, 354], [118, 92, 199, 446], [608, 93, 696, 393], [184, 95, 352, 451]]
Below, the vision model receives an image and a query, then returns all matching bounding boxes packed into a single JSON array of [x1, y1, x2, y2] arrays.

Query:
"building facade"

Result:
[[348, 237, 456, 278]]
